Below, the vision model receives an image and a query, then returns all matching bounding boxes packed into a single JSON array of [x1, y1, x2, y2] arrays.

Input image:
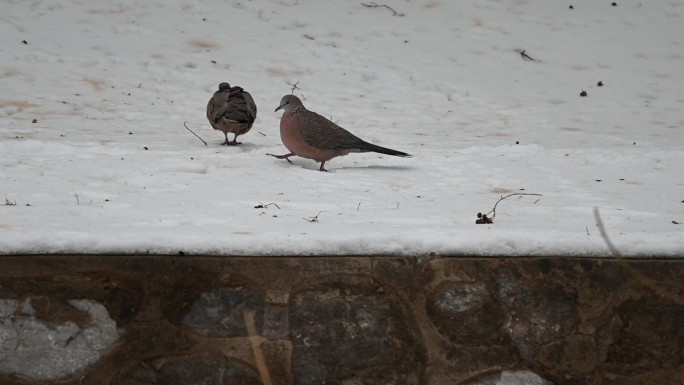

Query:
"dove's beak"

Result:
[[275, 104, 284, 112]]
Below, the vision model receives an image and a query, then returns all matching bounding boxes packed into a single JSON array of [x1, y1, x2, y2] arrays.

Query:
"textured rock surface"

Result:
[[113, 353, 262, 385], [0, 298, 119, 380], [181, 286, 265, 338], [289, 277, 424, 384], [0, 256, 681, 385]]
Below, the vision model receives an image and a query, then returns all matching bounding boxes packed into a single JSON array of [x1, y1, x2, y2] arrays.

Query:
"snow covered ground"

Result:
[[1, 0, 682, 256]]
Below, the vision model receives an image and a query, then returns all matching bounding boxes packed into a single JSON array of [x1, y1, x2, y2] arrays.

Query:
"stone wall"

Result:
[[0, 256, 682, 385]]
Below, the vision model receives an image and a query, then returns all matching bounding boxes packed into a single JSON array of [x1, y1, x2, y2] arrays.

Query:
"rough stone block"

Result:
[[0, 256, 681, 385]]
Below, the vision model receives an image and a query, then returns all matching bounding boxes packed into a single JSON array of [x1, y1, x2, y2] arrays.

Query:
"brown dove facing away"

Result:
[[206, 82, 257, 145], [267, 95, 411, 171]]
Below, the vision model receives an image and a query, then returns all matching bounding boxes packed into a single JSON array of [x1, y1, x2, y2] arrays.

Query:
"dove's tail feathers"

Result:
[[361, 142, 412, 158]]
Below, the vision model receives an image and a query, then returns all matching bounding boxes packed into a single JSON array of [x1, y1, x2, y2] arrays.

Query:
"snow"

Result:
[[1, 0, 682, 256]]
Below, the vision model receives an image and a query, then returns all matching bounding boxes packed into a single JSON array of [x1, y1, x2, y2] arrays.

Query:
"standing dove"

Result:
[[206, 82, 257, 145], [267, 95, 411, 171]]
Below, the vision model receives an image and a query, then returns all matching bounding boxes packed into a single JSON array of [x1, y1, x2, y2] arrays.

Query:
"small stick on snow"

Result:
[[184, 121, 208, 147], [287, 81, 300, 95], [489, 193, 542, 220], [519, 50, 536, 61], [476, 192, 543, 224], [304, 211, 322, 223], [361, 2, 404, 16], [4, 197, 17, 206], [254, 203, 280, 209]]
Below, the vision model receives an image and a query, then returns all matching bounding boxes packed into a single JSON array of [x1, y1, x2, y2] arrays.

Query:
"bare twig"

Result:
[[361, 2, 404, 16], [519, 50, 536, 61], [487, 193, 542, 221], [287, 81, 300, 95], [4, 197, 17, 206], [357, 203, 361, 211], [304, 211, 322, 223], [184, 121, 208, 147], [254, 203, 281, 209], [74, 194, 80, 206]]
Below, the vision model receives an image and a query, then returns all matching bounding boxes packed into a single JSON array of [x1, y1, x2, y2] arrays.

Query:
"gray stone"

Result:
[[427, 282, 506, 345], [434, 282, 488, 313], [1, 256, 683, 385], [262, 304, 289, 340], [497, 270, 579, 362], [604, 297, 684, 377], [290, 280, 424, 385], [115, 353, 261, 385], [0, 298, 119, 380], [181, 286, 264, 338], [159, 354, 260, 385]]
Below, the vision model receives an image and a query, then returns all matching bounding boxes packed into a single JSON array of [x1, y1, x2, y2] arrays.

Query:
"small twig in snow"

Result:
[[304, 211, 322, 223], [254, 202, 280, 209], [361, 2, 404, 16], [357, 203, 361, 211], [5, 197, 17, 206], [287, 81, 300, 95], [74, 193, 80, 206], [519, 49, 536, 61], [184, 121, 208, 147], [258, 132, 267, 136], [476, 192, 543, 224]]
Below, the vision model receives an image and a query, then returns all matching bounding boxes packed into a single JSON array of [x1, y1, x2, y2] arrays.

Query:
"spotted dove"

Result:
[[206, 82, 257, 145], [267, 95, 411, 171]]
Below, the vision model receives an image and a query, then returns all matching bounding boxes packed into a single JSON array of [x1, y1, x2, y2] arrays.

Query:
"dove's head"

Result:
[[275, 95, 303, 113], [218, 82, 231, 91]]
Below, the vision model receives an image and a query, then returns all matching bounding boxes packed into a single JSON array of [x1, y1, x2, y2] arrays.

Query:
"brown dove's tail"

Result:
[[359, 141, 412, 158]]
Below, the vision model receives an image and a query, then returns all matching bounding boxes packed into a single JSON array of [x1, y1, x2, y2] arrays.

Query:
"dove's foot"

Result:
[[267, 152, 295, 164]]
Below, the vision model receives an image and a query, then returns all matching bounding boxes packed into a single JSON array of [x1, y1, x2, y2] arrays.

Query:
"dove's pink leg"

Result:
[[267, 152, 295, 164]]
